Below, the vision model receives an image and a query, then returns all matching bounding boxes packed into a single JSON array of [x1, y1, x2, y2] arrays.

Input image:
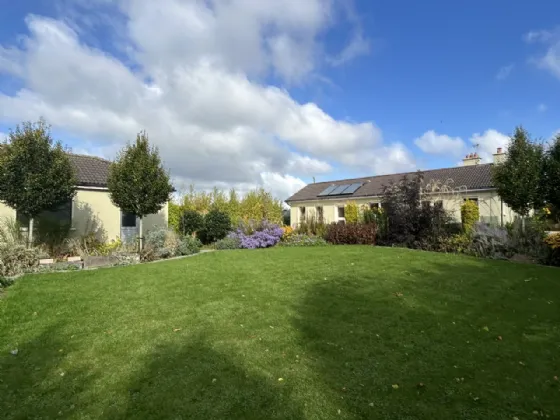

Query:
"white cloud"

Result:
[[414, 130, 466, 156], [469, 129, 509, 162], [328, 31, 370, 66], [525, 27, 560, 80], [496, 64, 514, 81], [538, 103, 547, 113], [0, 1, 412, 200]]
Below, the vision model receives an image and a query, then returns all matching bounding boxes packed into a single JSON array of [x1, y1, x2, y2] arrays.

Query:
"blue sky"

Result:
[[0, 0, 559, 199]]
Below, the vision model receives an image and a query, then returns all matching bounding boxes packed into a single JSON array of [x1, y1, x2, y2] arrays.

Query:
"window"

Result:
[[464, 198, 479, 206], [121, 212, 137, 227], [16, 200, 73, 228], [299, 206, 306, 220], [421, 200, 431, 208], [434, 200, 443, 209], [370, 202, 380, 210], [338, 206, 345, 219], [316, 206, 324, 222]]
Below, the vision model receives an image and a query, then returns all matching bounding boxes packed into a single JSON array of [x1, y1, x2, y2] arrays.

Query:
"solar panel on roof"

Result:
[[328, 184, 350, 195], [317, 185, 337, 196], [340, 182, 363, 194]]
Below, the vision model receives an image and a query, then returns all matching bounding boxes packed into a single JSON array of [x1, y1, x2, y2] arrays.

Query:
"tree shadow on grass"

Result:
[[293, 256, 560, 419], [106, 337, 304, 420], [0, 324, 101, 419]]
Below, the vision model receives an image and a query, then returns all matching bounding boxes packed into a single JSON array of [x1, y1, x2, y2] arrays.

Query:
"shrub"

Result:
[[507, 216, 548, 260], [177, 236, 202, 256], [325, 223, 376, 245], [544, 232, 560, 266], [380, 173, 452, 247], [461, 200, 480, 234], [0, 217, 26, 246], [0, 245, 41, 277], [143, 227, 181, 259], [345, 201, 359, 224], [214, 236, 242, 250], [295, 217, 327, 237], [179, 209, 204, 236], [199, 210, 231, 244], [279, 234, 328, 247], [469, 223, 514, 259], [281, 226, 294, 241], [34, 219, 72, 257], [230, 220, 283, 249]]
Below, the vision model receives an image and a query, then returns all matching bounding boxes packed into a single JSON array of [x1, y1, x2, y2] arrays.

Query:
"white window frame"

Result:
[[337, 206, 345, 223]]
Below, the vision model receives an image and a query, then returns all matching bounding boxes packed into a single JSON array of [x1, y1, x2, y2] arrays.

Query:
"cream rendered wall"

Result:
[[289, 190, 516, 227], [73, 189, 168, 241], [0, 202, 16, 220]]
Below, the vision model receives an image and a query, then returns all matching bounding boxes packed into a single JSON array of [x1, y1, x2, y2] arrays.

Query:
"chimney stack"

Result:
[[463, 152, 481, 166], [493, 147, 506, 164]]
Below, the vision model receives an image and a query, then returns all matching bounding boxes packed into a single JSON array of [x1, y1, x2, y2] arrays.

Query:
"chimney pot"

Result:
[[497, 147, 503, 154]]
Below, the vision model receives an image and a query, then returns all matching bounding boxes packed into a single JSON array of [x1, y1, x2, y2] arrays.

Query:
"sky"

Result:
[[0, 0, 558, 200]]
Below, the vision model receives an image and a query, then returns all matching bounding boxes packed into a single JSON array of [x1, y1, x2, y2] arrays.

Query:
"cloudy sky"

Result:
[[0, 0, 558, 200]]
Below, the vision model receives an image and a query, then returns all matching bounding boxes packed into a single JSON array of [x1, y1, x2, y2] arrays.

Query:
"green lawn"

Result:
[[1, 247, 559, 419]]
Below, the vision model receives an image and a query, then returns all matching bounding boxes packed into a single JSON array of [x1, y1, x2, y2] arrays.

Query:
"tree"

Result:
[[108, 131, 173, 250], [0, 120, 77, 246], [179, 209, 204, 236], [542, 133, 560, 220], [492, 126, 544, 225]]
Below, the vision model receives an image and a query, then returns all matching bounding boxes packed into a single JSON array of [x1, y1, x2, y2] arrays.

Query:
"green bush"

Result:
[[0, 245, 41, 278], [199, 210, 231, 244], [345, 201, 359, 224], [279, 234, 328, 247], [179, 209, 204, 236], [177, 236, 202, 256], [461, 200, 480, 234], [214, 236, 241, 250], [295, 217, 327, 237]]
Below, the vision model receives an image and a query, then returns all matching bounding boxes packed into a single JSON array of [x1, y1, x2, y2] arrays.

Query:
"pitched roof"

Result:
[[286, 163, 495, 203], [69, 154, 111, 187]]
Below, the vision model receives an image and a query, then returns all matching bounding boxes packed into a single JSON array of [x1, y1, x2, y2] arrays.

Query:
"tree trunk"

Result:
[[138, 216, 143, 252], [521, 216, 526, 233], [28, 217, 34, 248]]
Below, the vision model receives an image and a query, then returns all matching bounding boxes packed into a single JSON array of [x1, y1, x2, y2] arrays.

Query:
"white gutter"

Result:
[[77, 185, 109, 191]]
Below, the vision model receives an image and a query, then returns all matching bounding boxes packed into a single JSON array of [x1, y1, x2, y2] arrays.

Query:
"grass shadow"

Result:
[[293, 253, 560, 419], [107, 337, 303, 419]]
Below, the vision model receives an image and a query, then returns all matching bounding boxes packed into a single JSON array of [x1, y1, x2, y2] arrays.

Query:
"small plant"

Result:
[[295, 217, 327, 237], [0, 245, 41, 278], [34, 219, 72, 257], [325, 223, 377, 245], [0, 217, 26, 246], [461, 200, 480, 234], [281, 226, 294, 241], [214, 236, 242, 250], [199, 210, 231, 244], [544, 232, 560, 266], [179, 209, 204, 236], [279, 234, 328, 247], [177, 236, 202, 256], [345, 201, 359, 224], [143, 227, 181, 259]]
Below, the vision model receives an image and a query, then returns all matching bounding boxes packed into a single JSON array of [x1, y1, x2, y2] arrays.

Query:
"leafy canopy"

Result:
[[542, 133, 560, 214], [0, 120, 76, 218], [492, 126, 544, 217], [108, 131, 173, 217]]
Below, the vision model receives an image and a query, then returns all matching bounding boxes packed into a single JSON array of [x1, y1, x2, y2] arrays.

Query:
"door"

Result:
[[120, 211, 138, 244]]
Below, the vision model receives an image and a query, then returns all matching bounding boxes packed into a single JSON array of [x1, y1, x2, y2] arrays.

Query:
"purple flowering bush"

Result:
[[229, 220, 283, 249]]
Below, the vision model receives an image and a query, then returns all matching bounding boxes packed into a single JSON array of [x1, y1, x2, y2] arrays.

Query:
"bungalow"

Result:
[[0, 154, 168, 242], [286, 148, 515, 227]]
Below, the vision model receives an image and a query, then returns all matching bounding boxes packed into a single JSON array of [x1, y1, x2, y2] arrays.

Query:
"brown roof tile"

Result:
[[69, 154, 111, 187], [286, 164, 495, 203]]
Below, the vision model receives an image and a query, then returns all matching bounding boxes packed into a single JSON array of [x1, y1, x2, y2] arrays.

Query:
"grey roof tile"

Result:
[[286, 164, 495, 203], [69, 154, 111, 187]]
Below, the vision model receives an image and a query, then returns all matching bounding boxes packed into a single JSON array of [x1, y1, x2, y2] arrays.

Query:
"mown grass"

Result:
[[1, 247, 559, 419]]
